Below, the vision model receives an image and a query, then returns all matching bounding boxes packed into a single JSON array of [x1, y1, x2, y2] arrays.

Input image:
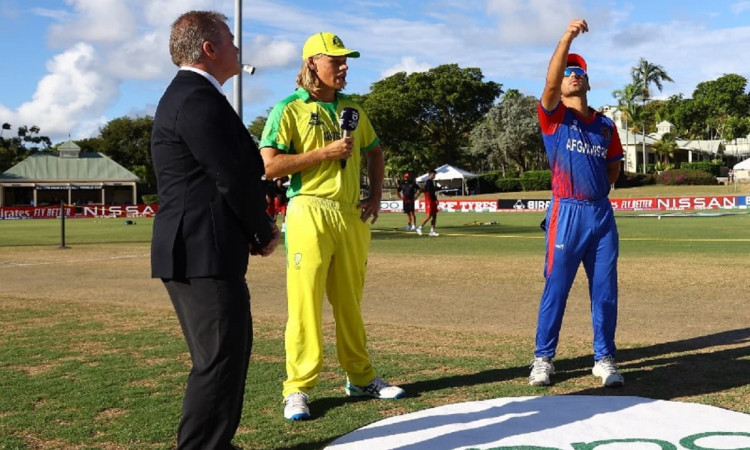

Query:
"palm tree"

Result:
[[611, 83, 639, 172], [631, 58, 674, 173], [652, 133, 678, 169]]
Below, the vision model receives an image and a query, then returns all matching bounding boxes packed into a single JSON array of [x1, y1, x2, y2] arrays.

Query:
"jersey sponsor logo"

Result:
[[323, 130, 343, 141], [308, 112, 322, 126], [293, 253, 302, 270], [602, 125, 612, 140], [566, 138, 607, 159]]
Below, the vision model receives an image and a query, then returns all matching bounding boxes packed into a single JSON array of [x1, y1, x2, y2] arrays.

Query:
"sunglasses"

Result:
[[564, 66, 586, 77]]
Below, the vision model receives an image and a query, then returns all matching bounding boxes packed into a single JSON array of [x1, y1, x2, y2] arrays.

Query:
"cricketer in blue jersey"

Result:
[[529, 18, 626, 388]]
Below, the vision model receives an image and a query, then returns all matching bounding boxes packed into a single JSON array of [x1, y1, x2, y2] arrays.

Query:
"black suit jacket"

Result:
[[151, 70, 272, 279]]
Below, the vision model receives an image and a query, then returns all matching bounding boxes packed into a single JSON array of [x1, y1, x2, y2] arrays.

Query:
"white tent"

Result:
[[416, 164, 478, 196], [733, 157, 750, 182]]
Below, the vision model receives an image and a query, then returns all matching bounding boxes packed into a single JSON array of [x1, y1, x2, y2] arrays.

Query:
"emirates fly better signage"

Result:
[[2, 195, 749, 219], [498, 195, 750, 212], [379, 196, 750, 213]]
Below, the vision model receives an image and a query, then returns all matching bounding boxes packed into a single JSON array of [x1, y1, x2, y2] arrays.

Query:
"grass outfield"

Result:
[[1, 186, 749, 449]]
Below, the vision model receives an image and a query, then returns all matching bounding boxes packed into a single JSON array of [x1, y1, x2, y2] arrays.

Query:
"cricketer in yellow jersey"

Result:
[[259, 32, 405, 421]]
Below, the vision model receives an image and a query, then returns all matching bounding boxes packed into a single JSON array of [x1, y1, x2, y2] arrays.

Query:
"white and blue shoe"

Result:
[[283, 392, 311, 420], [345, 376, 405, 399]]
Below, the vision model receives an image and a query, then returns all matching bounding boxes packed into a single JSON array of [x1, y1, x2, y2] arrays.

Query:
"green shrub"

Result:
[[494, 177, 523, 192], [520, 170, 551, 191], [141, 194, 158, 204], [638, 163, 657, 174], [656, 169, 718, 185], [680, 161, 721, 176], [616, 172, 656, 188], [474, 172, 501, 194]]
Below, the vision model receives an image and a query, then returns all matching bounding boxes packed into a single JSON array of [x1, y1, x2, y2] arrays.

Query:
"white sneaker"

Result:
[[404, 225, 411, 230], [283, 392, 311, 420], [428, 229, 439, 237], [416, 226, 423, 236], [409, 225, 416, 231], [345, 376, 405, 399], [529, 357, 554, 386], [592, 356, 625, 387]]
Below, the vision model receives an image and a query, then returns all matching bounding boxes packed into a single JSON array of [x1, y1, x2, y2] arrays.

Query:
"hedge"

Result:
[[494, 177, 523, 192], [655, 169, 718, 185], [141, 194, 159, 204], [680, 161, 721, 176], [521, 170, 552, 191], [616, 172, 656, 188]]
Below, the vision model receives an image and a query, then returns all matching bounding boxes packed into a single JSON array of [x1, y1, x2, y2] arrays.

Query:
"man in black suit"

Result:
[[150, 10, 280, 449]]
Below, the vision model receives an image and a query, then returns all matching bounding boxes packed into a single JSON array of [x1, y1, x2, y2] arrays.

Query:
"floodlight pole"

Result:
[[232, 0, 243, 121]]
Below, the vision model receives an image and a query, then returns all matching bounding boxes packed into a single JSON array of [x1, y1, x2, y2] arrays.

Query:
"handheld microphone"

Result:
[[338, 107, 359, 169], [242, 64, 256, 75]]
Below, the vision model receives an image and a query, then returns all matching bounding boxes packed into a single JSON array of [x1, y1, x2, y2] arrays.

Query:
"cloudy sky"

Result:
[[1, 0, 750, 144]]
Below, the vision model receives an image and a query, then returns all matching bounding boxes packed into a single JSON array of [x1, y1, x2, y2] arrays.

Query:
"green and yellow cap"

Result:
[[302, 32, 360, 60]]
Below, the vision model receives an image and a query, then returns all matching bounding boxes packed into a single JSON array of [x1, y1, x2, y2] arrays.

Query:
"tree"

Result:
[[693, 74, 749, 117], [651, 132, 678, 168], [72, 137, 105, 154], [692, 74, 750, 140], [631, 58, 674, 172], [359, 64, 502, 175], [0, 124, 52, 172], [469, 90, 545, 176], [96, 116, 156, 194], [655, 74, 750, 141], [247, 115, 268, 141]]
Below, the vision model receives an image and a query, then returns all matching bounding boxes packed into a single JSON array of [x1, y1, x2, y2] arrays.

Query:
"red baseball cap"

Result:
[[404, 173, 410, 178], [567, 53, 587, 71]]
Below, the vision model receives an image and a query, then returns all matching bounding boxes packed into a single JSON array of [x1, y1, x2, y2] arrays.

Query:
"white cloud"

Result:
[[485, 0, 585, 45], [143, 0, 219, 28], [48, 0, 137, 45], [105, 32, 174, 80], [245, 36, 298, 69], [13, 43, 118, 140], [382, 57, 432, 78]]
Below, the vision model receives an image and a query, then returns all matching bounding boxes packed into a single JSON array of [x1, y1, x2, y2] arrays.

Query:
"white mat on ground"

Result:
[[326, 395, 750, 449]]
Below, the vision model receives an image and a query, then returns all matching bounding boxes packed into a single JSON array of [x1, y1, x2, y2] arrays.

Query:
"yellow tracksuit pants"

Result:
[[282, 195, 376, 397]]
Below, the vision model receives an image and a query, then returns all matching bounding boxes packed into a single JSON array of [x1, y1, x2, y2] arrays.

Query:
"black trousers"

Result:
[[164, 277, 253, 450]]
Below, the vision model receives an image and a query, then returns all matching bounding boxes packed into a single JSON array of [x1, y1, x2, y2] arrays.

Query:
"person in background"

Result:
[[265, 178, 278, 220], [150, 10, 280, 448], [416, 169, 439, 236], [274, 177, 289, 232], [397, 172, 420, 230], [529, 18, 625, 388], [259, 31, 405, 421]]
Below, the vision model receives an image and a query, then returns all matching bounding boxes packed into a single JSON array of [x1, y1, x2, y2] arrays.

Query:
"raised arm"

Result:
[[541, 18, 588, 111]]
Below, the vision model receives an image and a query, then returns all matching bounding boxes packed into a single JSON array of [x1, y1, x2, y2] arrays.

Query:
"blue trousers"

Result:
[[534, 197, 619, 361]]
